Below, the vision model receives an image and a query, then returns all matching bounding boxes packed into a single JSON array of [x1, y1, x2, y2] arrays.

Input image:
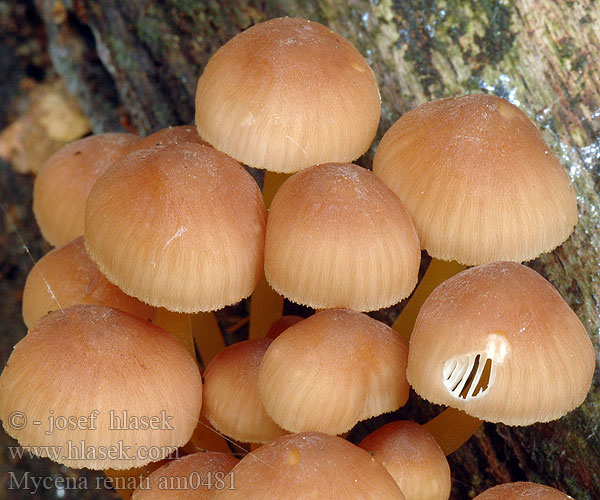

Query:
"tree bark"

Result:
[[12, 0, 600, 498]]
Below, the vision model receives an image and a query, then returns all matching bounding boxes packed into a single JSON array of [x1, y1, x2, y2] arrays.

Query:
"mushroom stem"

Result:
[[191, 312, 225, 366], [423, 408, 482, 455], [394, 259, 474, 456], [392, 258, 466, 343], [249, 172, 289, 339], [154, 308, 195, 357]]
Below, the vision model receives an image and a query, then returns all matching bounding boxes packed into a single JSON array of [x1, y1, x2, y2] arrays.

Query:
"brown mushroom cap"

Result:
[[131, 125, 207, 152], [359, 421, 451, 500], [195, 17, 381, 173], [85, 143, 267, 313], [212, 432, 406, 500], [473, 482, 573, 499], [0, 304, 202, 470], [132, 451, 239, 500], [258, 309, 409, 435], [264, 163, 420, 311], [373, 94, 578, 265], [407, 262, 595, 425], [22, 236, 155, 327], [202, 338, 287, 444], [33, 133, 140, 247]]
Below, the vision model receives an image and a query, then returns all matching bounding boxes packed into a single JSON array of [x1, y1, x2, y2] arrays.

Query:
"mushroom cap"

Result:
[[407, 262, 595, 425], [85, 143, 267, 313], [264, 163, 420, 311], [0, 304, 202, 470], [33, 133, 141, 247], [132, 451, 239, 500], [472, 482, 573, 499], [131, 125, 207, 152], [258, 309, 409, 435], [359, 421, 451, 500], [195, 17, 381, 173], [212, 432, 406, 500], [202, 338, 287, 444], [373, 94, 578, 265], [22, 236, 155, 327]]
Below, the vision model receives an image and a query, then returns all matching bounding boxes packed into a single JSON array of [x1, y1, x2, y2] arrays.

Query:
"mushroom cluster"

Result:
[[1, 15, 594, 500]]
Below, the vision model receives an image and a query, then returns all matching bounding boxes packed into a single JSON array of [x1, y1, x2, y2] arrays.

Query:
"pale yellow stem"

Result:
[[191, 311, 226, 366], [249, 277, 284, 340], [154, 308, 195, 357], [423, 408, 483, 455], [394, 258, 477, 455], [248, 171, 289, 339], [392, 258, 467, 344]]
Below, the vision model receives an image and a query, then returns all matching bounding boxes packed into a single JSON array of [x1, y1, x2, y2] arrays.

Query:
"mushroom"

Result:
[[33, 132, 140, 247], [202, 337, 287, 444], [407, 262, 594, 448], [212, 432, 406, 500], [22, 236, 155, 327], [472, 482, 574, 499], [359, 421, 451, 500], [131, 451, 239, 500], [264, 163, 420, 311], [0, 305, 202, 470], [257, 309, 409, 435]]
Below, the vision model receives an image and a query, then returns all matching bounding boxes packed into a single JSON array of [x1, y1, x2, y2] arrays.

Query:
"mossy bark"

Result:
[[27, 0, 600, 497]]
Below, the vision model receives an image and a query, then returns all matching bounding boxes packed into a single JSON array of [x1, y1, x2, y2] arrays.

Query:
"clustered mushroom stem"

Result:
[[248, 172, 289, 339], [191, 311, 225, 366], [423, 407, 483, 456], [392, 258, 466, 343], [154, 308, 195, 357]]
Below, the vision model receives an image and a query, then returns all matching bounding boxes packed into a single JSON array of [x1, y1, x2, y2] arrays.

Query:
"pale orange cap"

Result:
[[264, 163, 420, 311], [473, 482, 573, 499], [212, 432, 405, 499], [22, 236, 155, 327], [33, 133, 140, 247], [85, 144, 267, 313], [202, 338, 287, 444], [373, 94, 578, 265], [258, 309, 409, 435], [196, 17, 381, 173], [0, 305, 202, 470], [132, 451, 239, 500], [359, 421, 451, 500], [407, 262, 595, 425]]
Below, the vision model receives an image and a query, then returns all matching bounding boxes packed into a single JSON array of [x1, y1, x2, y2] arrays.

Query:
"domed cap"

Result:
[[202, 338, 287, 444], [258, 309, 409, 435], [407, 262, 595, 425], [131, 125, 207, 152], [195, 17, 381, 173], [473, 482, 573, 499], [0, 304, 202, 470], [132, 451, 239, 500], [373, 94, 578, 265], [212, 432, 405, 500], [33, 133, 141, 247], [22, 236, 155, 327], [264, 163, 420, 311], [85, 143, 267, 312], [359, 421, 451, 500]]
